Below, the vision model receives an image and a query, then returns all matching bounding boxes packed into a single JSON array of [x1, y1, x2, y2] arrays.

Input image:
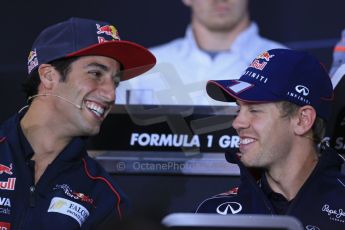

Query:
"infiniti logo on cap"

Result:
[[295, 85, 309, 96], [216, 202, 242, 215]]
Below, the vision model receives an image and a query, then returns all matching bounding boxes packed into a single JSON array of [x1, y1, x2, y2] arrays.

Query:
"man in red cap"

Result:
[[0, 17, 155, 229]]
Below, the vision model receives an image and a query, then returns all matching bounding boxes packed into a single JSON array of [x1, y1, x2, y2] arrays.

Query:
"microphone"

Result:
[[27, 93, 82, 110]]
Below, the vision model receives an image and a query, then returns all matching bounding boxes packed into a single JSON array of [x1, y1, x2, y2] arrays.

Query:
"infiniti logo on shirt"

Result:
[[295, 85, 309, 96], [216, 202, 242, 215], [306, 225, 320, 230]]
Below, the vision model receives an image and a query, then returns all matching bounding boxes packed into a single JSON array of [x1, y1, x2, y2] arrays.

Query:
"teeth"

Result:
[[85, 101, 105, 117], [240, 138, 255, 145]]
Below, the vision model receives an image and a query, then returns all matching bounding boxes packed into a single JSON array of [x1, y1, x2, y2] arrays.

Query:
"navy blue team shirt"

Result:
[[0, 110, 128, 229], [196, 144, 345, 229]]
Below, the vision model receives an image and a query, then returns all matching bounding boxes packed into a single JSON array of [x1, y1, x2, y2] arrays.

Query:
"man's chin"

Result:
[[82, 126, 101, 137]]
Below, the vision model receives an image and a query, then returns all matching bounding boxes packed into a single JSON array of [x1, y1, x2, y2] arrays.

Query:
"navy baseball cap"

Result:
[[27, 17, 156, 81], [206, 49, 334, 121]]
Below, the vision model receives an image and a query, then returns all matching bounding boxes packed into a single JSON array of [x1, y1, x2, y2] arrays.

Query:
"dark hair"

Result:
[[22, 56, 80, 100], [276, 101, 326, 144]]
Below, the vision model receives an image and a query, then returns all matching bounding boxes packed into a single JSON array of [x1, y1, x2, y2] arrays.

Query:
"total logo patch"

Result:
[[48, 197, 89, 226]]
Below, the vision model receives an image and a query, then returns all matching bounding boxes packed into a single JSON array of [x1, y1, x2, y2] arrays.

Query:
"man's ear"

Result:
[[294, 105, 317, 136], [38, 64, 57, 90]]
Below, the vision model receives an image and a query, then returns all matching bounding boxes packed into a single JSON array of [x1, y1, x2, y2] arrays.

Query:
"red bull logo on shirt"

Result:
[[0, 164, 12, 175], [0, 178, 15, 191]]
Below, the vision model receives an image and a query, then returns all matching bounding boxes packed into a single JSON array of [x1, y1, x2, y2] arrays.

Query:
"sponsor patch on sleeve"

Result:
[[47, 197, 89, 226]]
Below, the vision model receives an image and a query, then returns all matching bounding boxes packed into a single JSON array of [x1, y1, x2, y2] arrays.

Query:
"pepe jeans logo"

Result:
[[216, 202, 242, 215], [322, 204, 345, 223], [295, 85, 309, 96]]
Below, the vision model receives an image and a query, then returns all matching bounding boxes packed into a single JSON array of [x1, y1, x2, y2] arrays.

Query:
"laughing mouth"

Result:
[[85, 101, 107, 118], [239, 138, 256, 145]]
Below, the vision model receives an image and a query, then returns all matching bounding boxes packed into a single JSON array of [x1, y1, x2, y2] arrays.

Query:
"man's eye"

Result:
[[114, 81, 120, 88], [249, 109, 260, 113], [89, 71, 102, 78], [113, 76, 121, 87]]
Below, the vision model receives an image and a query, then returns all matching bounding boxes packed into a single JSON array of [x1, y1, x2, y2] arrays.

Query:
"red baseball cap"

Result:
[[27, 17, 156, 81]]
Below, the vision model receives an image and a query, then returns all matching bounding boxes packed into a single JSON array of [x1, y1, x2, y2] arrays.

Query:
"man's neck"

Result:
[[20, 104, 72, 161], [21, 104, 74, 184], [192, 17, 250, 52], [265, 145, 319, 201]]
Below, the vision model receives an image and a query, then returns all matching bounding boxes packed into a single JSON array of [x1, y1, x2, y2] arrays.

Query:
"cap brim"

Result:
[[67, 40, 156, 81], [206, 80, 281, 103]]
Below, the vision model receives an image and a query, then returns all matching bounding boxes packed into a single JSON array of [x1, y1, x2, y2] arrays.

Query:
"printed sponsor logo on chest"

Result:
[[48, 197, 89, 226], [54, 184, 95, 207], [0, 197, 11, 215], [0, 178, 15, 191], [0, 164, 12, 175], [216, 202, 242, 215], [0, 221, 10, 229], [321, 203, 345, 223]]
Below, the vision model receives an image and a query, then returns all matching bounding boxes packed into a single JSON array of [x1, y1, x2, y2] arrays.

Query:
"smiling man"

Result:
[[196, 49, 345, 229], [0, 17, 155, 229]]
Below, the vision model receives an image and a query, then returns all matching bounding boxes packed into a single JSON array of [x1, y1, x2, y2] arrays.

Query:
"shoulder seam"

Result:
[[82, 158, 122, 219]]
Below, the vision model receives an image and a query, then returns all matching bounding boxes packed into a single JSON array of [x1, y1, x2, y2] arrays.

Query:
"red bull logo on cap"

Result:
[[96, 24, 120, 40], [256, 51, 275, 61], [28, 49, 37, 63], [28, 49, 39, 74], [249, 51, 275, 71]]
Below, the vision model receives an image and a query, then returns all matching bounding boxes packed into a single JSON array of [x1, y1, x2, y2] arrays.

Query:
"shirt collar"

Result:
[[260, 173, 276, 197], [260, 174, 292, 214], [14, 109, 87, 162], [17, 119, 34, 160], [183, 22, 259, 56]]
